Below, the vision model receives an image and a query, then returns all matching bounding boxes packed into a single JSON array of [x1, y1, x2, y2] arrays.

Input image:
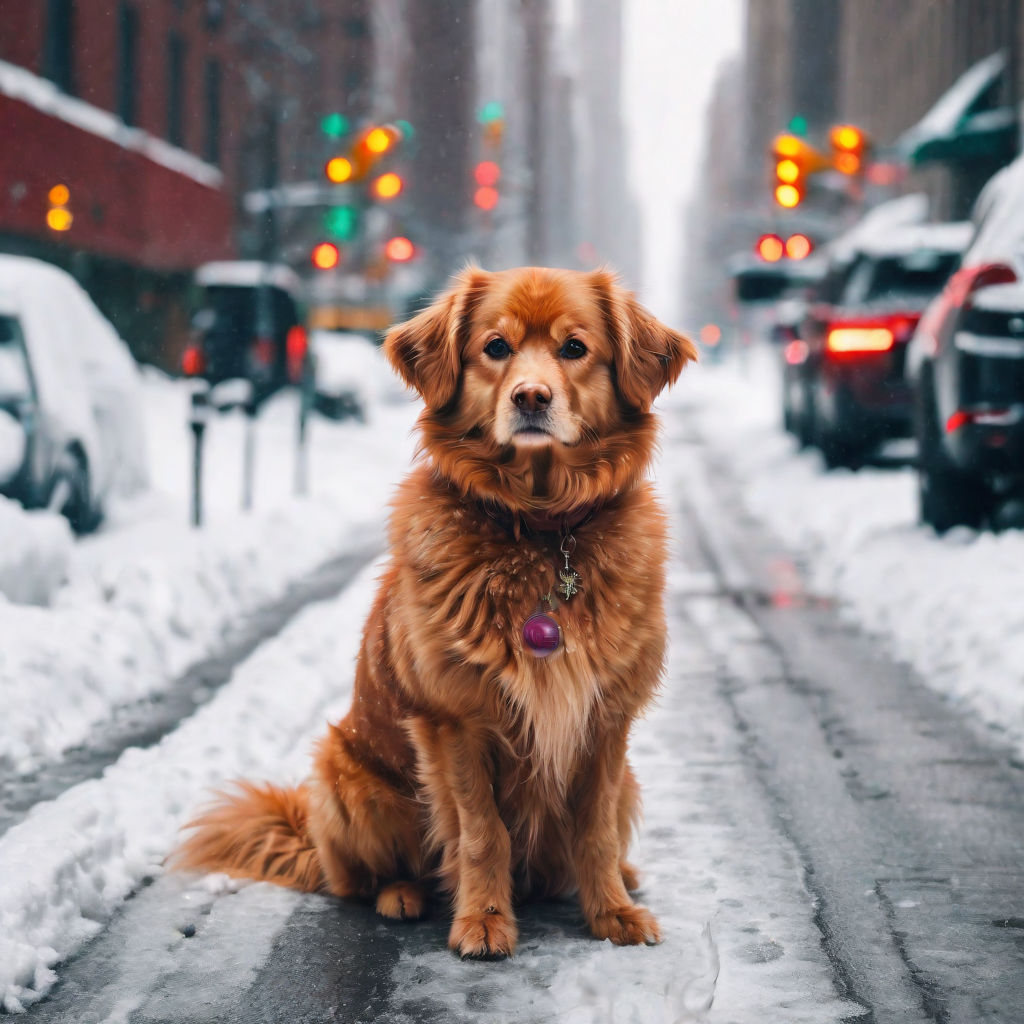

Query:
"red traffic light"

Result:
[[474, 161, 500, 187], [311, 242, 340, 270], [385, 236, 416, 262], [756, 234, 785, 262]]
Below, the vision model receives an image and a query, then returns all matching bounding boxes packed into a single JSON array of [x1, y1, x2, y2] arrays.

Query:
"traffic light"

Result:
[[321, 113, 350, 140], [46, 183, 72, 231], [785, 233, 813, 260], [325, 156, 353, 184], [830, 124, 867, 175], [311, 242, 340, 270], [324, 205, 358, 241], [772, 134, 806, 208], [385, 236, 416, 262], [371, 172, 404, 200], [473, 160, 500, 211], [756, 234, 785, 262]]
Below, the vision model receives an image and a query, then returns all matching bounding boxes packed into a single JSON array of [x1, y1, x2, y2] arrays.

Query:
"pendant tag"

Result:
[[556, 533, 582, 600]]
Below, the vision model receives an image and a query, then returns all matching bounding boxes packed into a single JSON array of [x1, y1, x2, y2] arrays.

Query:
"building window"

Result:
[[203, 59, 222, 165], [43, 0, 75, 94], [117, 3, 139, 126], [205, 0, 224, 30], [167, 32, 186, 147]]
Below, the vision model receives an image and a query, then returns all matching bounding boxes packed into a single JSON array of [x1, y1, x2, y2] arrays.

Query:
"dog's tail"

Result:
[[171, 781, 324, 893]]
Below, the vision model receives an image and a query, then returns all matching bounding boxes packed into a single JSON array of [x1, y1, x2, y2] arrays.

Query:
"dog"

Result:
[[173, 266, 696, 958]]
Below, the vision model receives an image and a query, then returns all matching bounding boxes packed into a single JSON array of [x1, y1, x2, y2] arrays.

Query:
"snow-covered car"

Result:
[[0, 256, 146, 532], [786, 218, 971, 467], [188, 262, 308, 406], [908, 156, 1024, 530]]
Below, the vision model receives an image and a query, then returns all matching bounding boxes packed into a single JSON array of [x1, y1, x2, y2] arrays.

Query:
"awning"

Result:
[[896, 51, 1018, 165]]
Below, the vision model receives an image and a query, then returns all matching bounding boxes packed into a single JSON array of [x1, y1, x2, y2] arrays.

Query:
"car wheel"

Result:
[[51, 452, 100, 534], [916, 373, 987, 532], [813, 383, 859, 469]]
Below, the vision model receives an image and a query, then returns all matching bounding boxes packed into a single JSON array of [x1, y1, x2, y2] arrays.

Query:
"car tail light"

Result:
[[182, 344, 206, 376], [826, 326, 895, 353], [946, 408, 1017, 432], [784, 340, 809, 365], [286, 325, 308, 383]]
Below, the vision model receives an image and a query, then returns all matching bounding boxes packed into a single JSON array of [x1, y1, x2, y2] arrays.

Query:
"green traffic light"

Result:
[[321, 113, 350, 139], [395, 119, 415, 140], [324, 205, 358, 240], [788, 115, 808, 137], [478, 101, 504, 124]]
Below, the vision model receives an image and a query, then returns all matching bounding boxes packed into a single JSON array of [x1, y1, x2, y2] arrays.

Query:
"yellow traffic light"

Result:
[[775, 183, 802, 209], [776, 159, 800, 184], [46, 207, 73, 231], [48, 184, 70, 206], [326, 157, 353, 183], [773, 134, 803, 159], [365, 127, 392, 154], [830, 124, 868, 175], [830, 124, 864, 152], [372, 172, 403, 200]]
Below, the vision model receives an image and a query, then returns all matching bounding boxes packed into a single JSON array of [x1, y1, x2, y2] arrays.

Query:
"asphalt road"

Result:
[[17, 429, 1024, 1023]]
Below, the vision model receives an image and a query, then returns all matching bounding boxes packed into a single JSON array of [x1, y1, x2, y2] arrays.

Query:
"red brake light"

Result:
[[826, 326, 894, 353], [286, 325, 308, 382], [784, 340, 809, 365], [182, 344, 205, 376]]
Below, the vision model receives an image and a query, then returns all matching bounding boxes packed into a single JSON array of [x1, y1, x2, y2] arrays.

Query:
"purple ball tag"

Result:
[[523, 612, 562, 657]]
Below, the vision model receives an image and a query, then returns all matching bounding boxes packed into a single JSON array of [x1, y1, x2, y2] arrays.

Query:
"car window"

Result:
[[842, 252, 960, 304], [0, 315, 35, 403]]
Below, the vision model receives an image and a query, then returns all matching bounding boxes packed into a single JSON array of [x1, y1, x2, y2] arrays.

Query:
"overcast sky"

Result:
[[623, 0, 743, 324]]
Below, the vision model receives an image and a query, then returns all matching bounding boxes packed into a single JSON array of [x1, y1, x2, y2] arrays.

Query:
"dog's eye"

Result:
[[560, 337, 587, 360], [484, 337, 511, 359]]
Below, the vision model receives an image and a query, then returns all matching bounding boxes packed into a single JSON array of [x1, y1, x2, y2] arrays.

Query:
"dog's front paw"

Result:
[[376, 881, 427, 921], [449, 909, 518, 960], [589, 903, 661, 946]]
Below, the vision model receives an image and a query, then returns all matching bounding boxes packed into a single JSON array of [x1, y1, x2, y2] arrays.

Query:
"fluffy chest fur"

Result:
[[386, 467, 669, 786]]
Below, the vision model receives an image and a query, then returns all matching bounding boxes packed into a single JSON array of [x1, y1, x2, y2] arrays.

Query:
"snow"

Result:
[[195, 261, 302, 294], [0, 562, 383, 1012], [856, 220, 972, 259], [674, 344, 1024, 761], [0, 497, 72, 607], [0, 58, 223, 189], [0, 364, 418, 772], [0, 549, 857, 1022]]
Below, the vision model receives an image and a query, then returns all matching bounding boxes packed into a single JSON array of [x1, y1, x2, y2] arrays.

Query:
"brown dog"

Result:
[[173, 266, 696, 958]]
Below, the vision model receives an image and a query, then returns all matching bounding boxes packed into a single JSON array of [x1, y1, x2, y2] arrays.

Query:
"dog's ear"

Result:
[[591, 269, 697, 412], [384, 268, 491, 410]]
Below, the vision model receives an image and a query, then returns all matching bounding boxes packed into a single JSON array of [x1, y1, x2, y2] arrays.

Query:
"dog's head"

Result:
[[385, 266, 696, 513]]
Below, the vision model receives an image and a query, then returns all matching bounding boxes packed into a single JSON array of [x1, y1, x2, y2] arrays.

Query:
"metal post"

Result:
[[242, 401, 257, 512], [294, 361, 313, 497], [189, 386, 210, 527]]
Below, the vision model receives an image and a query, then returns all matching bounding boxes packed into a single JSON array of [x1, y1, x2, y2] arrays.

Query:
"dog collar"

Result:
[[478, 500, 602, 538]]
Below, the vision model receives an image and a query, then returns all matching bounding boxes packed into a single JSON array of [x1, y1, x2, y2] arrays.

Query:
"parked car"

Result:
[[0, 256, 146, 532], [785, 220, 971, 467], [907, 157, 1024, 531], [188, 262, 308, 405], [729, 254, 824, 354]]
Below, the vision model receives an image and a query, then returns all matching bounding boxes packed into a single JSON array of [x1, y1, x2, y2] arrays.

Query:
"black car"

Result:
[[907, 160, 1024, 531], [187, 262, 308, 405], [783, 221, 970, 467]]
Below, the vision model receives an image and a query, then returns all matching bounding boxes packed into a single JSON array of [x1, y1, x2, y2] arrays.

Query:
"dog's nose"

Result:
[[512, 383, 552, 412]]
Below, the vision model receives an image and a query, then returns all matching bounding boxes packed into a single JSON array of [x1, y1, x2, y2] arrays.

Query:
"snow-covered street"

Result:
[[3, 346, 1024, 1021]]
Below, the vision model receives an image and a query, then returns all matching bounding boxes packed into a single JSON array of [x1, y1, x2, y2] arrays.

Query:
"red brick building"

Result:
[[0, 0, 371, 364]]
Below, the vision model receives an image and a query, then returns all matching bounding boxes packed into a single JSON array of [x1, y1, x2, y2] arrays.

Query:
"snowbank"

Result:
[[677, 345, 1024, 757], [0, 496, 71, 606], [0, 367, 418, 772], [0, 562, 381, 1012]]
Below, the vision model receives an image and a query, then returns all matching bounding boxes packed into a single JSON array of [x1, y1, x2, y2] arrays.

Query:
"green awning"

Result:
[[897, 52, 1017, 166]]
